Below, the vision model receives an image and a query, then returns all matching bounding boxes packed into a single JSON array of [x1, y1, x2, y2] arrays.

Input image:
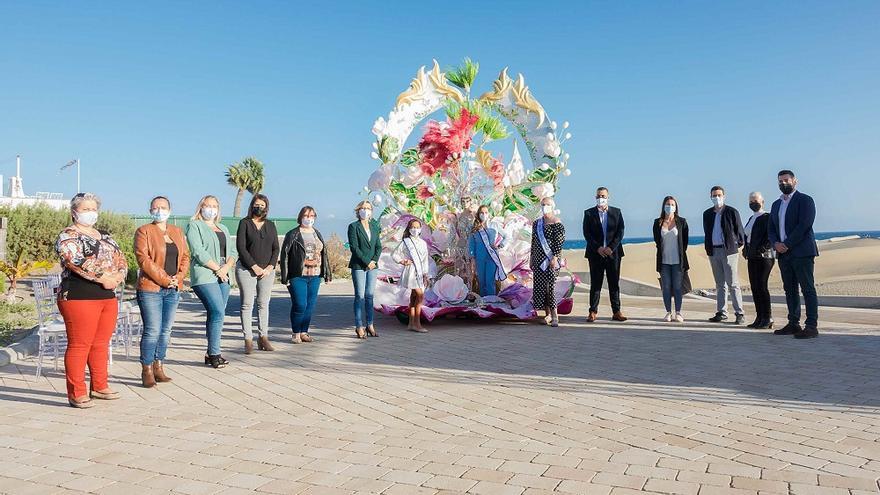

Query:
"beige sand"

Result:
[[563, 237, 880, 297]]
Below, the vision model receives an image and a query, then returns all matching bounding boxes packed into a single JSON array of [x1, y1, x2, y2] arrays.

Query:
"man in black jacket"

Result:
[[703, 185, 746, 324], [583, 187, 626, 322]]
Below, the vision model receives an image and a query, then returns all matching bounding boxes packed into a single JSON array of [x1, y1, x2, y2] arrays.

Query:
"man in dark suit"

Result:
[[768, 169, 819, 339], [583, 187, 626, 322], [702, 185, 746, 324]]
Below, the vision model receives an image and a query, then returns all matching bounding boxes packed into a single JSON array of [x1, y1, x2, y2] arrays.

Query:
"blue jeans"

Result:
[[192, 281, 230, 355], [660, 263, 683, 313], [137, 288, 181, 365], [352, 268, 377, 328], [288, 276, 321, 334], [778, 254, 819, 327]]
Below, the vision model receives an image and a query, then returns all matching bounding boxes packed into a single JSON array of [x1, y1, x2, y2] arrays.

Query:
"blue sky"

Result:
[[1, 1, 877, 238]]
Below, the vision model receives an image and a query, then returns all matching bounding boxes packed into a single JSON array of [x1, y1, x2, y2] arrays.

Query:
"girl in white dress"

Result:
[[392, 219, 431, 332]]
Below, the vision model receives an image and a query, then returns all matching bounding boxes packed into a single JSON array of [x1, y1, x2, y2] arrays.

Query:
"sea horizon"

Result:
[[563, 230, 880, 249]]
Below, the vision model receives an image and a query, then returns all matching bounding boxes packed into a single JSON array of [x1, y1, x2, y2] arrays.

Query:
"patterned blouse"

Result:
[[55, 227, 128, 300]]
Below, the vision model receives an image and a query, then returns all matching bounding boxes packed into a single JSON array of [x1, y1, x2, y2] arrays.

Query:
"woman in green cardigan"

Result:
[[185, 195, 238, 369], [348, 200, 382, 339]]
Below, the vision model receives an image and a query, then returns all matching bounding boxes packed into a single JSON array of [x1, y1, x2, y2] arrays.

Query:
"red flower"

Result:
[[417, 185, 434, 200], [417, 108, 479, 177]]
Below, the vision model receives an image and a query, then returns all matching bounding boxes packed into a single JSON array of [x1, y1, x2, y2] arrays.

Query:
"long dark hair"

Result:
[[659, 195, 680, 222], [247, 193, 270, 219], [402, 219, 422, 239], [472, 205, 489, 233]]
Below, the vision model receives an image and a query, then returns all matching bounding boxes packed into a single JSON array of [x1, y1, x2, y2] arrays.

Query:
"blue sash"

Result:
[[478, 229, 507, 281], [537, 218, 554, 272]]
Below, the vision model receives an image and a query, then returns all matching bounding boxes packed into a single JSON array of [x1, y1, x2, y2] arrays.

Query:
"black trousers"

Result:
[[747, 257, 775, 320], [588, 254, 621, 313], [778, 254, 819, 327]]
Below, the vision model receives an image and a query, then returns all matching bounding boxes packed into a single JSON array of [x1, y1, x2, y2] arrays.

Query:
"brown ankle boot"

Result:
[[152, 361, 172, 383], [244, 339, 254, 354], [258, 335, 274, 351], [142, 364, 156, 388]]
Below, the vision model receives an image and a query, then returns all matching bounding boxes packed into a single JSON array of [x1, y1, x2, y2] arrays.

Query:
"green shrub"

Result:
[[0, 204, 138, 287], [0, 301, 37, 346]]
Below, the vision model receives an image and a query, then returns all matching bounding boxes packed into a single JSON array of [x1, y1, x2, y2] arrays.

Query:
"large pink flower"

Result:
[[417, 109, 478, 178]]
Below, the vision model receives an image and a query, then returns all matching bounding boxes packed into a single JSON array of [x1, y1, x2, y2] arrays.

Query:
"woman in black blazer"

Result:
[[653, 196, 690, 322], [347, 200, 382, 339], [743, 192, 775, 329]]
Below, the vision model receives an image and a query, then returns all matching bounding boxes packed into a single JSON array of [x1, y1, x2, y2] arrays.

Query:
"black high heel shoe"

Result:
[[204, 354, 228, 369]]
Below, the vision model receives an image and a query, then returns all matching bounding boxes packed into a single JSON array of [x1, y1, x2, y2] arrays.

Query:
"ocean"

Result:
[[562, 230, 880, 250]]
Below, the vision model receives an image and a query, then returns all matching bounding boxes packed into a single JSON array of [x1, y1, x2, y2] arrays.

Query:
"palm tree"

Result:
[[225, 157, 265, 217]]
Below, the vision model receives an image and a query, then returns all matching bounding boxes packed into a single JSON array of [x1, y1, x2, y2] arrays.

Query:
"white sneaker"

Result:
[[675, 313, 685, 323], [663, 312, 672, 322]]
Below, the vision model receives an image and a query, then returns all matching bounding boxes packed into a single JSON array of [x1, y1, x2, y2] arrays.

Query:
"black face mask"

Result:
[[779, 183, 795, 195], [749, 202, 761, 212], [251, 206, 266, 217]]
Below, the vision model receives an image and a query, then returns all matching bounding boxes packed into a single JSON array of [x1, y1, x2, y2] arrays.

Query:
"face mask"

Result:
[[358, 208, 371, 220], [251, 206, 266, 217], [409, 228, 421, 237], [542, 204, 554, 215], [749, 201, 761, 212], [596, 197, 608, 207], [200, 207, 217, 220], [151, 209, 170, 222], [301, 218, 315, 227], [75, 211, 99, 227], [711, 196, 724, 207], [664, 205, 676, 215], [479, 212, 488, 222], [779, 183, 795, 195]]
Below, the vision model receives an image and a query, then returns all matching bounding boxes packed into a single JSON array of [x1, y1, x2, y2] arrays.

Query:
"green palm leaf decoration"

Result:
[[446, 57, 479, 92]]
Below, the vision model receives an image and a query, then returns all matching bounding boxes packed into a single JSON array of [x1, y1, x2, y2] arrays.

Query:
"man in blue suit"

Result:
[[768, 169, 819, 339]]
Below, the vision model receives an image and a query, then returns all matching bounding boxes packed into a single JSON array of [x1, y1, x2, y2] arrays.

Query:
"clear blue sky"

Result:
[[2, 1, 878, 238]]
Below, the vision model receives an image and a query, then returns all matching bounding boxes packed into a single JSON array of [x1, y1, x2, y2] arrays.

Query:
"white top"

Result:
[[744, 210, 764, 244], [778, 191, 796, 242], [392, 237, 431, 290], [661, 225, 680, 265]]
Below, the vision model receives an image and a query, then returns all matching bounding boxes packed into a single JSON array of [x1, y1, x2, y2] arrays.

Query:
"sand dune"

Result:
[[563, 237, 880, 296]]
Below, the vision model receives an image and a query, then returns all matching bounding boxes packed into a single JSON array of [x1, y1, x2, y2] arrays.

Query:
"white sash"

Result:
[[478, 229, 507, 281], [403, 238, 425, 286], [537, 217, 554, 271]]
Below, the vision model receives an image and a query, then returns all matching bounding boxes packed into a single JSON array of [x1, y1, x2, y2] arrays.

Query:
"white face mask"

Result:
[[596, 197, 608, 208], [301, 217, 315, 227], [711, 196, 724, 207], [479, 212, 488, 222], [151, 208, 171, 222], [200, 207, 218, 220], [75, 210, 99, 227], [409, 228, 421, 237], [358, 208, 371, 220], [541, 204, 555, 215]]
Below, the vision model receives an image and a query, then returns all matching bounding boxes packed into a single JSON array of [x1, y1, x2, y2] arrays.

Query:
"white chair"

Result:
[[33, 280, 67, 379], [114, 286, 143, 359], [46, 273, 62, 289]]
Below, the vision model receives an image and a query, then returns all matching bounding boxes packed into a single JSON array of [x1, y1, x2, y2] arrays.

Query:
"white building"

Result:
[[0, 155, 69, 210]]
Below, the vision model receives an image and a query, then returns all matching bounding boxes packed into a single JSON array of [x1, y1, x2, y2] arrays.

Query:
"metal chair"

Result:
[[33, 280, 66, 379], [115, 286, 143, 359]]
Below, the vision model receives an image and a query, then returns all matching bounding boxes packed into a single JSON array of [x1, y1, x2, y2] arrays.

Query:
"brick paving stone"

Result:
[[0, 284, 878, 495]]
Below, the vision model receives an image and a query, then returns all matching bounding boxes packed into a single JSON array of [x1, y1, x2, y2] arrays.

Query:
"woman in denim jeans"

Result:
[[185, 195, 237, 368], [280, 206, 332, 343], [135, 196, 191, 387], [347, 200, 381, 339], [652, 196, 690, 323]]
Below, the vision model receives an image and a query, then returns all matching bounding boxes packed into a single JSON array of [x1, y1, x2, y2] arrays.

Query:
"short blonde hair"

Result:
[[354, 200, 374, 219], [191, 195, 222, 222]]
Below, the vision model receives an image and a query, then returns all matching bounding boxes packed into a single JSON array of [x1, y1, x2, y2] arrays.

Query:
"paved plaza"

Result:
[[1, 282, 879, 495]]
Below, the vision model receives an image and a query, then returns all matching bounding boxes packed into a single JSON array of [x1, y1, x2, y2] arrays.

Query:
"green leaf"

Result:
[[445, 57, 479, 91], [400, 148, 420, 167], [378, 136, 400, 164]]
